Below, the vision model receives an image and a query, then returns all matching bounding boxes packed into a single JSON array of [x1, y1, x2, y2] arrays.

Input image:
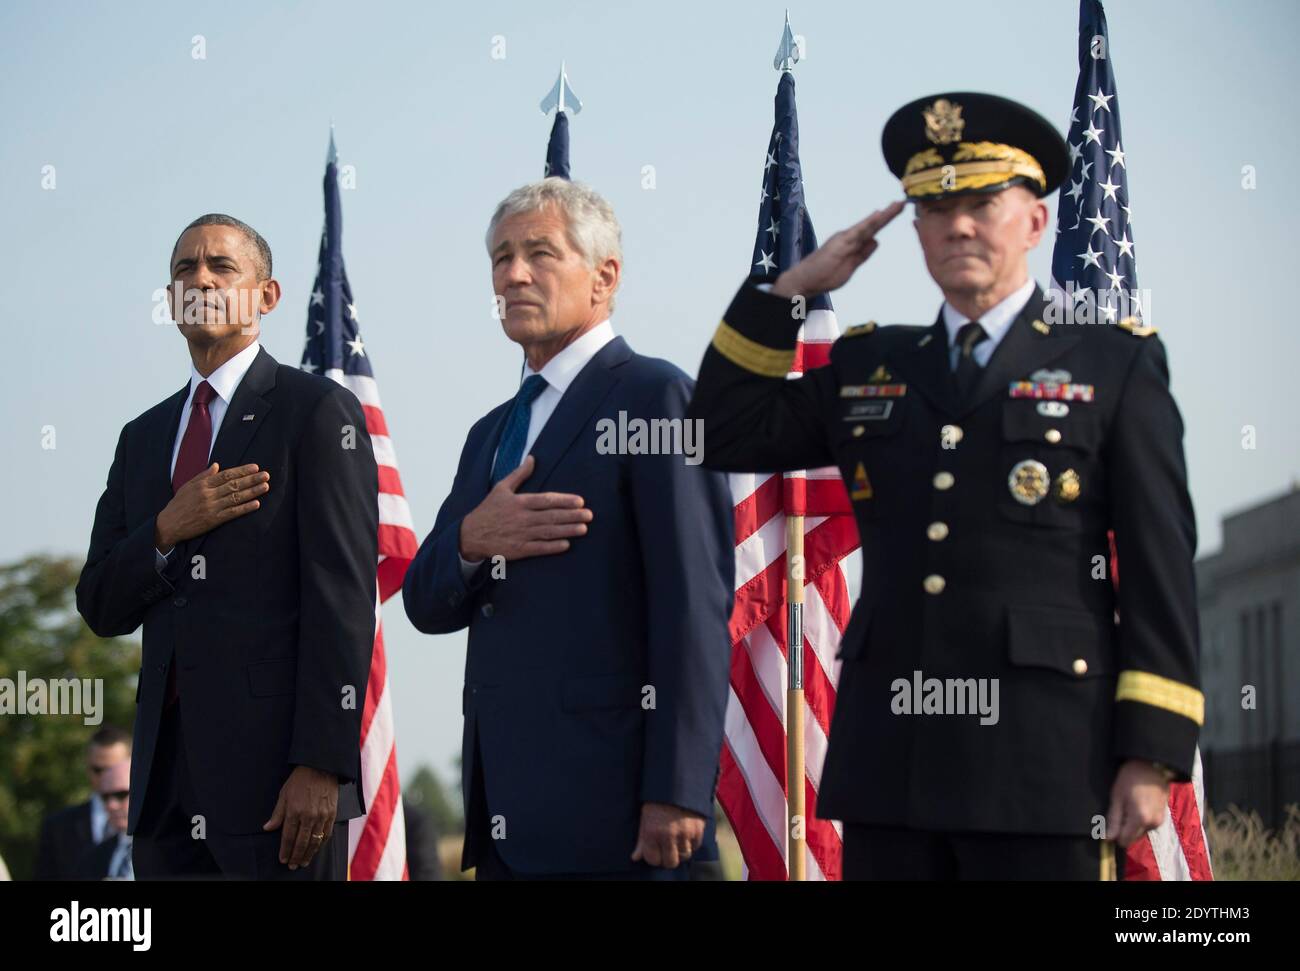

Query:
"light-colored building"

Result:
[[1196, 484, 1300, 825]]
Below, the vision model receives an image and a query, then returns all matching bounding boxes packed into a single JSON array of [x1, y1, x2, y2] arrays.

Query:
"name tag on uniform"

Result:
[[841, 384, 907, 399], [843, 400, 893, 421]]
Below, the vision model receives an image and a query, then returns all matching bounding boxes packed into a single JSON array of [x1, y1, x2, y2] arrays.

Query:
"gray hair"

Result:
[[485, 178, 622, 309], [171, 212, 273, 280]]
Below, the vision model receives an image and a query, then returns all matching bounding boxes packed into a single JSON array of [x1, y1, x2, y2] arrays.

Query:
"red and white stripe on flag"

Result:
[[1124, 749, 1214, 880], [1105, 533, 1213, 880], [330, 371, 419, 881], [719, 308, 862, 880]]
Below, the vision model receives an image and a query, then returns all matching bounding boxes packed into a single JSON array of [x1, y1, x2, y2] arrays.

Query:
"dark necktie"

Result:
[[491, 374, 548, 485], [165, 379, 216, 708], [952, 321, 989, 404], [172, 380, 217, 493]]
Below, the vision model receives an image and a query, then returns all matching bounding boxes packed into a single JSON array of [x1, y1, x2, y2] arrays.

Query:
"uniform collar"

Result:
[[941, 277, 1036, 350], [524, 319, 614, 394]]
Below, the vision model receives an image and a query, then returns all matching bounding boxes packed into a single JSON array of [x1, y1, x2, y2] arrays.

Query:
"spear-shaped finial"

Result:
[[773, 10, 801, 73], [540, 60, 583, 115]]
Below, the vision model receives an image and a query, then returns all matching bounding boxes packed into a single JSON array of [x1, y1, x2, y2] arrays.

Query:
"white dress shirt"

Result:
[[89, 792, 108, 844], [460, 320, 615, 577], [941, 277, 1036, 370], [155, 340, 262, 567], [168, 339, 263, 479], [513, 319, 615, 458]]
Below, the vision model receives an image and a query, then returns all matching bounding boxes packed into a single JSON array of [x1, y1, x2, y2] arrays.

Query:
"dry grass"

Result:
[[1204, 804, 1300, 880]]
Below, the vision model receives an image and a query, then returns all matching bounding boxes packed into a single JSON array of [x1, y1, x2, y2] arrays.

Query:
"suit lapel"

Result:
[[959, 287, 1080, 417], [186, 347, 278, 559], [148, 383, 190, 514], [208, 346, 276, 472], [471, 405, 512, 495], [521, 336, 630, 493], [893, 315, 959, 417]]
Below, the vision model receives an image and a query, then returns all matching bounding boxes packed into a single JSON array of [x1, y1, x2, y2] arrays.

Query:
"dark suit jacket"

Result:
[[402, 336, 735, 875], [77, 831, 127, 880], [76, 347, 379, 835], [690, 282, 1201, 836], [34, 801, 94, 880]]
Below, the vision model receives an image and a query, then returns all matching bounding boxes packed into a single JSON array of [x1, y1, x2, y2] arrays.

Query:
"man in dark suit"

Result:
[[75, 758, 134, 880], [77, 213, 378, 879], [34, 725, 131, 880], [403, 178, 735, 879], [688, 94, 1201, 879]]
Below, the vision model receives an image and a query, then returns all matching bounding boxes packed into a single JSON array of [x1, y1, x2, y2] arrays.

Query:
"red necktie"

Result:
[[164, 380, 216, 708], [172, 380, 217, 493]]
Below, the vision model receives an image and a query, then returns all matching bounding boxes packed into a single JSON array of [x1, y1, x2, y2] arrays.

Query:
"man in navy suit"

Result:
[[402, 179, 735, 879]]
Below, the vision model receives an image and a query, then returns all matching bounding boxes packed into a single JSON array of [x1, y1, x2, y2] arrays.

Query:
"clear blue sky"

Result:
[[2, 0, 1296, 785]]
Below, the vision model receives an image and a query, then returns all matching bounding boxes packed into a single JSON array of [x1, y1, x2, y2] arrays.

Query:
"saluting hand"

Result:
[[154, 462, 269, 550], [459, 454, 593, 562], [771, 200, 906, 300]]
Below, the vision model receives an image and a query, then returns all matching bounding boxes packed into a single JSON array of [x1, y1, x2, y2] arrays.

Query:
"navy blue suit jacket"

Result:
[[402, 336, 735, 875]]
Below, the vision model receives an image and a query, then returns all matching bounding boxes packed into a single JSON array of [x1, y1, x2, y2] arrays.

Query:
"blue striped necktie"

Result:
[[491, 374, 548, 485]]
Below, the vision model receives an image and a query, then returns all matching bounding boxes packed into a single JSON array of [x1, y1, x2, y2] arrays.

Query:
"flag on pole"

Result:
[[544, 112, 570, 180], [300, 131, 419, 880], [541, 62, 580, 179], [717, 70, 861, 881], [1050, 0, 1212, 882]]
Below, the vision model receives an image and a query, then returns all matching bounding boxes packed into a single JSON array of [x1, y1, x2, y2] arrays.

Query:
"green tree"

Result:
[[403, 762, 462, 836], [0, 555, 140, 880]]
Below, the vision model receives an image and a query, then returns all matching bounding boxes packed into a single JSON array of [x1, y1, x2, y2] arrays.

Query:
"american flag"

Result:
[[300, 132, 419, 881], [544, 111, 570, 179], [1051, 0, 1212, 882], [718, 72, 861, 881]]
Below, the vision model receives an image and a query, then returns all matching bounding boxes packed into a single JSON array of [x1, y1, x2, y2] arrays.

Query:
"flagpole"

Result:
[[772, 9, 808, 882], [785, 515, 807, 881]]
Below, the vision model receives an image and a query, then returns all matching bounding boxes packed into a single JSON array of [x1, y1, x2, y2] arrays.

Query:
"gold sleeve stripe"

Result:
[[1115, 671, 1205, 725], [711, 320, 796, 378]]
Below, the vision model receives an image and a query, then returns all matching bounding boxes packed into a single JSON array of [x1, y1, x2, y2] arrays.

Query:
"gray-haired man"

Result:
[[402, 178, 736, 879]]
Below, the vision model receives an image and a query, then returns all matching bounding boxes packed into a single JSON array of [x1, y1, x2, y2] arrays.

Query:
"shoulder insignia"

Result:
[[843, 321, 877, 338], [1117, 316, 1158, 338]]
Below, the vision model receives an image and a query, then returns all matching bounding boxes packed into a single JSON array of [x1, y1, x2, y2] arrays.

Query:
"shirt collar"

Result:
[[190, 340, 262, 404], [524, 320, 614, 394], [941, 277, 1037, 349]]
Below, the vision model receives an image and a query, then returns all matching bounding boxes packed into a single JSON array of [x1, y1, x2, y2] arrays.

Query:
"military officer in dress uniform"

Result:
[[687, 92, 1202, 879]]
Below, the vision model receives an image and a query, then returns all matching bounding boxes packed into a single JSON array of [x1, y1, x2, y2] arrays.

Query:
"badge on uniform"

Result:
[[869, 364, 892, 383], [850, 462, 873, 500], [1008, 459, 1050, 505], [1054, 468, 1081, 503], [841, 383, 907, 398], [843, 400, 893, 421]]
